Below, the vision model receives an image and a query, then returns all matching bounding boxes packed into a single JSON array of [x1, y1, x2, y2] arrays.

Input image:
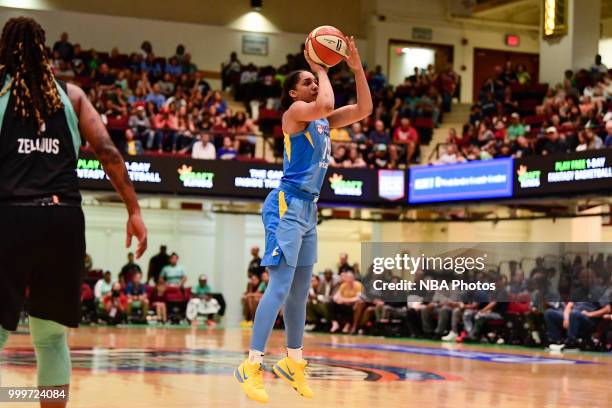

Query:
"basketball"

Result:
[[306, 25, 348, 67]]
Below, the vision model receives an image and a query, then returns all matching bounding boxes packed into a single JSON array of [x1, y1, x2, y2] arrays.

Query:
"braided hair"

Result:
[[0, 17, 63, 129]]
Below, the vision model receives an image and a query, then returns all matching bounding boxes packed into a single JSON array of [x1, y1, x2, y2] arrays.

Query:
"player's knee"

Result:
[[30, 317, 71, 386]]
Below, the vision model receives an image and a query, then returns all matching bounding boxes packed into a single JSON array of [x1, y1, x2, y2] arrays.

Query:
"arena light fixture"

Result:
[[543, 0, 568, 37], [251, 0, 262, 11]]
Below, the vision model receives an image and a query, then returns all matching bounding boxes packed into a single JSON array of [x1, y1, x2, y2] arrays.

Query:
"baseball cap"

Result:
[[545, 126, 557, 133], [199, 274, 208, 280], [511, 112, 520, 119]]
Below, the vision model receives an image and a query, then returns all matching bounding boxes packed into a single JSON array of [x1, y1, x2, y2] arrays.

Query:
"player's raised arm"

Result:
[[327, 36, 373, 129], [283, 49, 335, 126], [67, 82, 148, 259]]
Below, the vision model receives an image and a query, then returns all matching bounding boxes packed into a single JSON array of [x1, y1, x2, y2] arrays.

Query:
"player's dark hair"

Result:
[[0, 17, 63, 128], [280, 70, 305, 110]]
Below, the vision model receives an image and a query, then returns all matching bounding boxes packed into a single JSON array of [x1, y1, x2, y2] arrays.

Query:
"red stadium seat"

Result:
[[507, 293, 531, 315], [164, 286, 185, 302], [106, 115, 129, 130]]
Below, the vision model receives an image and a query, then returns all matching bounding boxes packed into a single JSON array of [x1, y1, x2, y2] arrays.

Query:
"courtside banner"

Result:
[[320, 167, 378, 205], [361, 242, 612, 302], [514, 150, 612, 197], [76, 151, 383, 204], [408, 158, 514, 204], [77, 150, 177, 193]]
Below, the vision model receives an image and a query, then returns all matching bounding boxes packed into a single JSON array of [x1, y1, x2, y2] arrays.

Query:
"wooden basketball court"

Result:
[[2, 326, 610, 407]]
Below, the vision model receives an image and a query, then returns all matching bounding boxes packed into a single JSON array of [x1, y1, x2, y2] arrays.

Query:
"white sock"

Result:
[[287, 347, 303, 362], [248, 349, 264, 365]]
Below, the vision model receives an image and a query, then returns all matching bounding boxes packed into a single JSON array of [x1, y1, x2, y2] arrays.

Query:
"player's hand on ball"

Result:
[[126, 212, 148, 259], [344, 36, 362, 72], [304, 48, 327, 73]]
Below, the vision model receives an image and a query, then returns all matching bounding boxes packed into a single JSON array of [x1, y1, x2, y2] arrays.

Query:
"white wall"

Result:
[[82, 203, 372, 324], [366, 16, 539, 103], [0, 6, 367, 77], [540, 0, 601, 85], [388, 44, 436, 86]]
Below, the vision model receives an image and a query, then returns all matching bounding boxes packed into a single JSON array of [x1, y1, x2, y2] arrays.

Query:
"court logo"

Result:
[[3, 348, 449, 382]]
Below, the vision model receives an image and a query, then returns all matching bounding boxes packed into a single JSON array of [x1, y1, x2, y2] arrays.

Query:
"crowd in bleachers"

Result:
[[50, 32, 462, 167], [81, 246, 224, 326], [241, 250, 612, 352], [434, 56, 612, 165]]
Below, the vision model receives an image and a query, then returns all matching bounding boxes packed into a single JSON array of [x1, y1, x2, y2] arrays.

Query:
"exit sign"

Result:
[[506, 34, 520, 47]]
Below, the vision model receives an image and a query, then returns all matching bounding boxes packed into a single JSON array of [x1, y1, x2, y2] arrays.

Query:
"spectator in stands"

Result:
[[119, 252, 142, 284], [393, 117, 419, 164], [217, 136, 238, 160], [540, 127, 568, 155], [307, 269, 337, 329], [182, 53, 198, 75], [158, 73, 176, 96], [349, 122, 367, 143], [222, 52, 242, 92], [329, 271, 363, 333], [604, 120, 612, 147], [191, 131, 216, 159], [465, 276, 509, 342], [345, 144, 367, 168], [207, 91, 228, 116], [176, 105, 196, 150], [160, 253, 187, 287], [193, 275, 211, 297], [140, 41, 153, 57], [545, 269, 610, 350], [146, 83, 167, 110], [369, 119, 391, 145], [141, 53, 162, 79], [124, 129, 144, 156], [369, 143, 392, 169], [150, 281, 168, 323], [53, 32, 73, 61], [102, 282, 128, 325], [591, 54, 608, 75], [515, 64, 532, 85], [507, 113, 526, 141], [128, 106, 154, 149], [125, 271, 149, 318], [148, 245, 170, 284], [512, 135, 533, 158], [166, 56, 182, 77], [152, 106, 178, 152], [232, 111, 258, 157], [94, 271, 113, 311], [576, 126, 604, 151], [247, 246, 264, 278], [95, 63, 116, 91], [436, 143, 464, 165], [242, 273, 264, 326]]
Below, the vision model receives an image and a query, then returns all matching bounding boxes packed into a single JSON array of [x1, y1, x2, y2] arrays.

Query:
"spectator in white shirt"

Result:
[[192, 132, 217, 160]]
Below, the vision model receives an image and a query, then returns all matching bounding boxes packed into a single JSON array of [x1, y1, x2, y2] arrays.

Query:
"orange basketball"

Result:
[[306, 25, 348, 68]]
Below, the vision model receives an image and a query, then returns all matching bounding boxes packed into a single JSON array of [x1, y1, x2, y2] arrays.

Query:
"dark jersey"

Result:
[[0, 77, 81, 202]]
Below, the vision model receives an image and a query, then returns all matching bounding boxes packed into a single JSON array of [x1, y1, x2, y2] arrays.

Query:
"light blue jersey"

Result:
[[260, 118, 331, 268], [281, 118, 331, 196]]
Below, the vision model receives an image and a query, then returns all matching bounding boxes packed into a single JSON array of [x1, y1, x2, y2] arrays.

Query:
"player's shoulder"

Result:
[[65, 82, 86, 111]]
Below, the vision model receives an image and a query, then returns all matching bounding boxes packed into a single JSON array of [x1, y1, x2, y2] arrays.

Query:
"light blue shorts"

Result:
[[261, 188, 318, 268]]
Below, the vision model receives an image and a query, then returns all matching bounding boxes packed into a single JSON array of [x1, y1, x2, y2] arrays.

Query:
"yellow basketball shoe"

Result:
[[272, 357, 314, 398], [234, 359, 269, 403]]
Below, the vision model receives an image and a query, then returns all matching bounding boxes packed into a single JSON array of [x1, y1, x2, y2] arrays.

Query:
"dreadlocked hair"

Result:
[[0, 17, 63, 129]]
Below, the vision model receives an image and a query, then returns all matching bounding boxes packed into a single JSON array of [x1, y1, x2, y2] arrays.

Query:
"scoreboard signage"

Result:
[[514, 150, 612, 197], [408, 159, 514, 204]]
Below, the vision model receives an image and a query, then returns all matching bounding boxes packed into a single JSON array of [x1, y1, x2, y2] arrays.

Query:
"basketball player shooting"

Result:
[[234, 31, 372, 403], [0, 17, 147, 407]]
